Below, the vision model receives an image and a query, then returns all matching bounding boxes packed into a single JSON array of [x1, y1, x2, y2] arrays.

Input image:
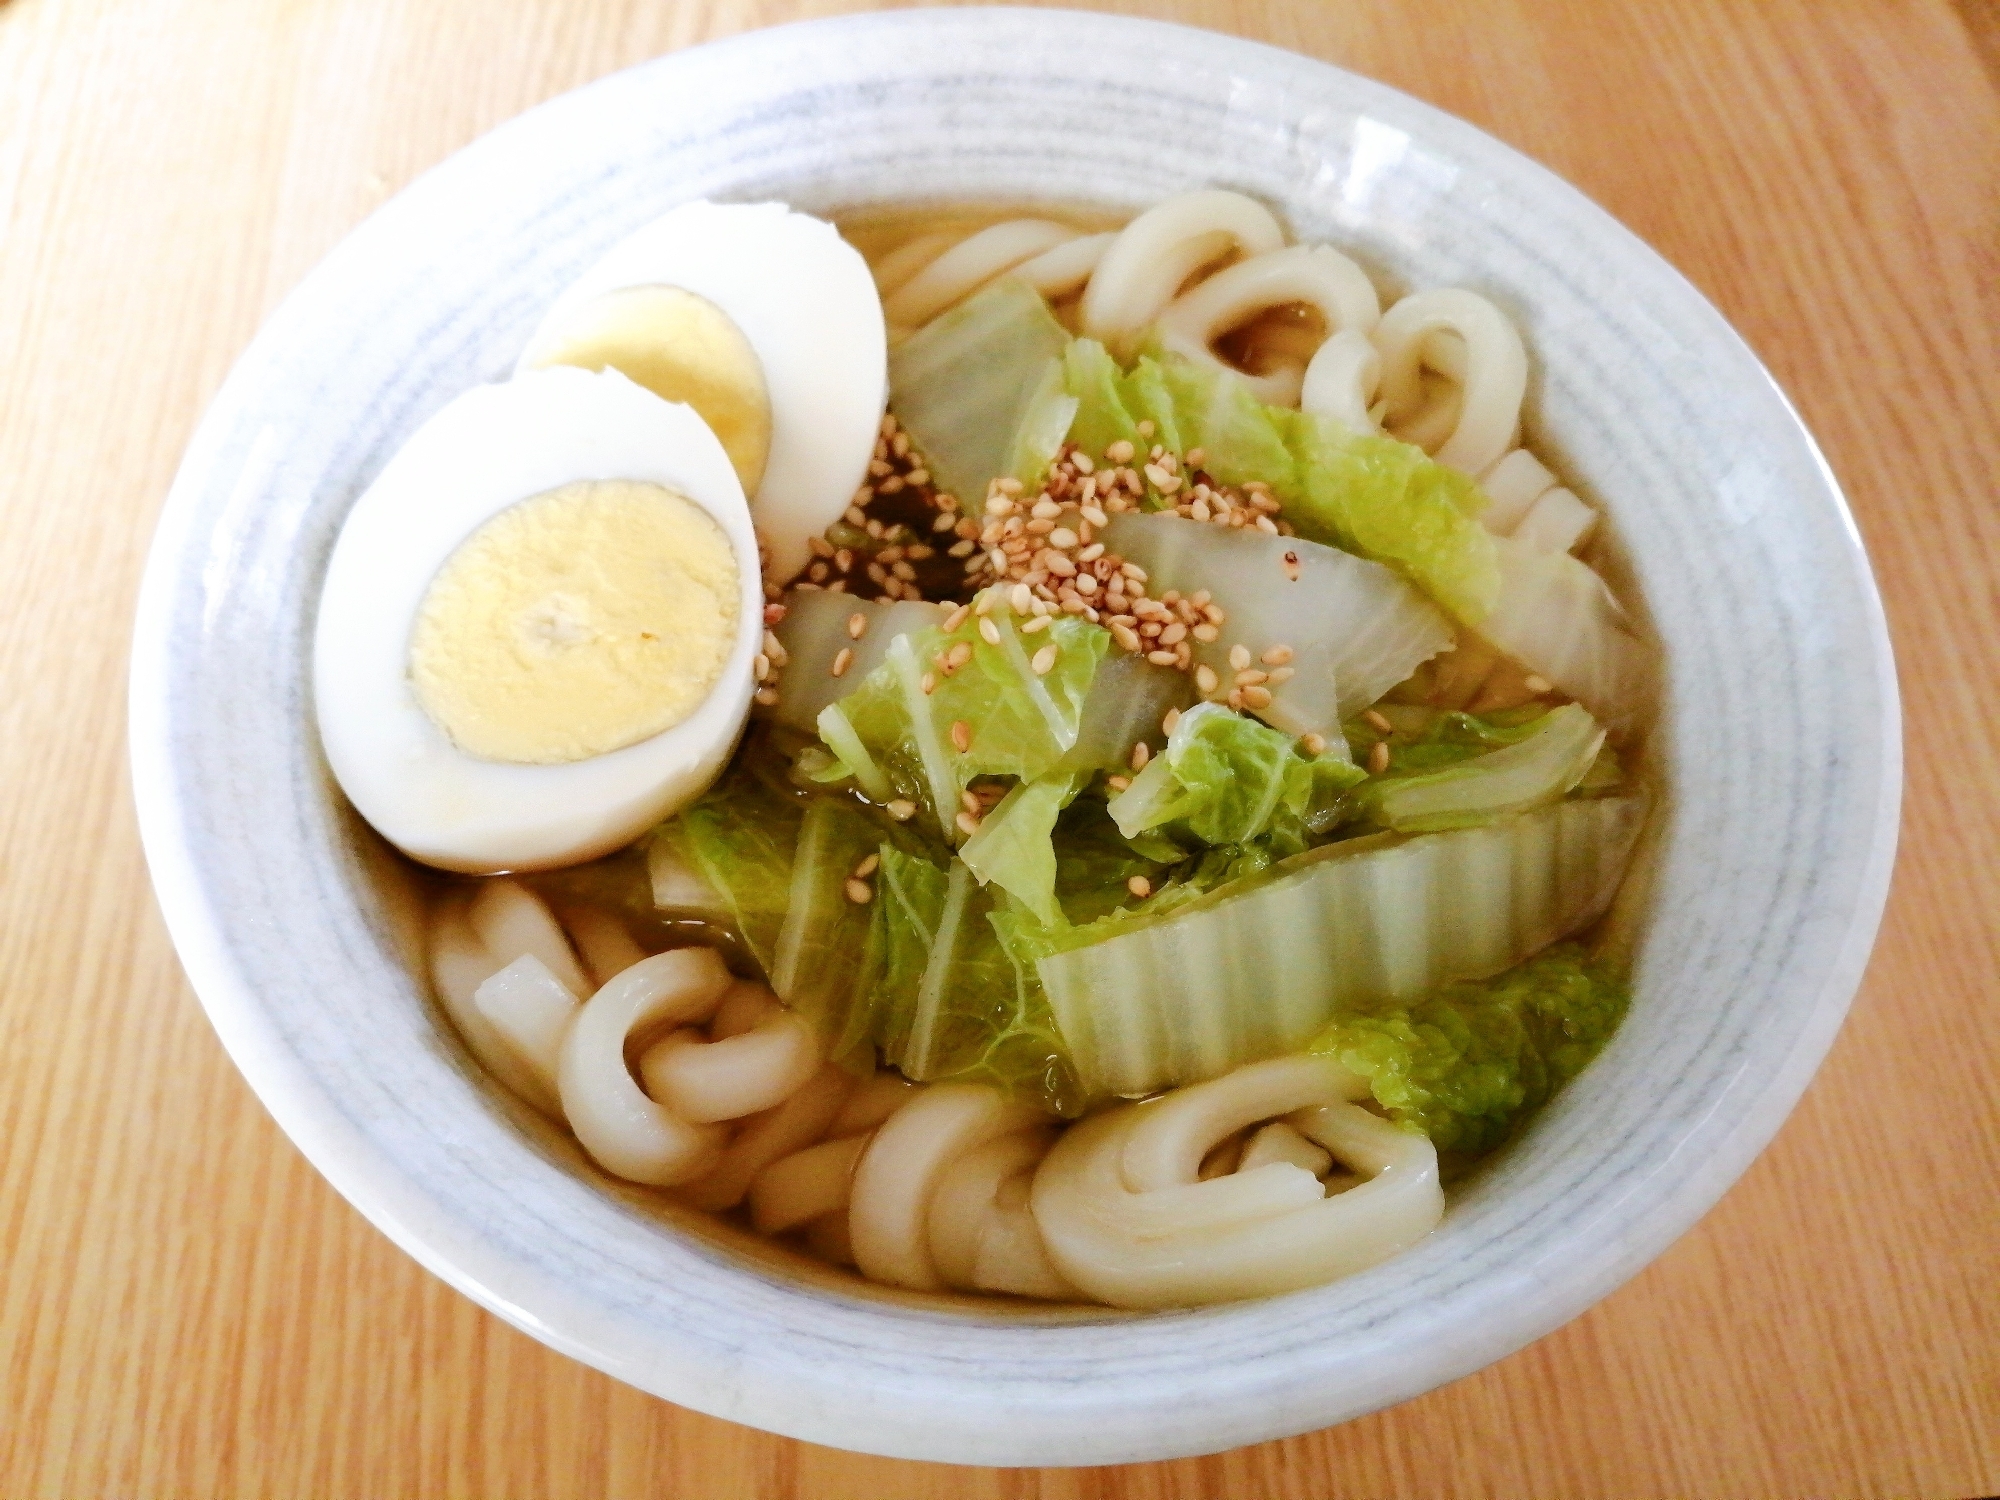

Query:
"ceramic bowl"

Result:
[[129, 8, 1900, 1466]]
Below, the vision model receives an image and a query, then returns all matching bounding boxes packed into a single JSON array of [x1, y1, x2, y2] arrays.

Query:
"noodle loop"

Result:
[[1080, 190, 1286, 358], [1373, 289, 1527, 476], [1031, 1055, 1443, 1308], [1156, 244, 1381, 407]]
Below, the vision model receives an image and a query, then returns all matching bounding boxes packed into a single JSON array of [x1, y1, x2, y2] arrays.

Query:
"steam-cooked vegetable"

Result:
[[1034, 795, 1646, 1097], [761, 590, 947, 734], [888, 276, 1071, 502], [1358, 702, 1606, 832], [1478, 535, 1650, 729], [1103, 512, 1452, 729], [1309, 943, 1628, 1161]]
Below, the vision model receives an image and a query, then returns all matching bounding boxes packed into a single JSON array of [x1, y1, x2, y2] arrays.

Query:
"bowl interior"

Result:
[[130, 8, 1898, 1467]]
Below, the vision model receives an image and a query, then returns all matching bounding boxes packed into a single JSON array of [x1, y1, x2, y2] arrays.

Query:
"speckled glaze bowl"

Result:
[[129, 8, 1900, 1467]]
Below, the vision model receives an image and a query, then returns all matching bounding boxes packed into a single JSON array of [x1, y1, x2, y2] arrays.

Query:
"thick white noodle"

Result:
[[428, 893, 564, 1115], [678, 1062, 855, 1212], [1373, 289, 1528, 477], [848, 1083, 1046, 1291], [638, 1003, 820, 1123], [1478, 446, 1559, 533], [927, 1129, 1077, 1299], [1300, 328, 1385, 433], [1080, 190, 1287, 357], [1513, 486, 1598, 555], [558, 906, 647, 989], [1031, 1055, 1443, 1308], [1013, 231, 1115, 298], [465, 878, 591, 998], [831, 1071, 924, 1136], [557, 947, 734, 1185], [871, 230, 963, 299], [1156, 245, 1382, 407], [750, 1133, 870, 1235], [473, 954, 581, 1102], [884, 220, 1081, 330], [1237, 1120, 1334, 1177]]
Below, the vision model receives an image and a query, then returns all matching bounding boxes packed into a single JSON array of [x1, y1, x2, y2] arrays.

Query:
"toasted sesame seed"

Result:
[[1242, 685, 1274, 709], [1049, 527, 1079, 550], [1106, 440, 1135, 464], [1364, 709, 1395, 734], [1192, 623, 1220, 643], [853, 853, 881, 878], [1268, 666, 1294, 684], [1261, 645, 1294, 666], [948, 538, 976, 557], [1112, 623, 1143, 652], [844, 505, 866, 527], [1302, 732, 1327, 755], [933, 511, 958, 532], [1075, 572, 1098, 595], [1147, 649, 1178, 667], [763, 603, 788, 626], [951, 720, 972, 752], [1032, 643, 1059, 676], [954, 809, 982, 837], [1137, 420, 1155, 438], [1186, 447, 1206, 468], [1368, 740, 1391, 774], [1227, 688, 1245, 711], [1228, 644, 1252, 671], [907, 467, 930, 486], [1127, 876, 1153, 899], [1158, 621, 1187, 646], [1525, 674, 1554, 694], [1011, 582, 1034, 614], [961, 789, 983, 815], [947, 641, 974, 670], [979, 617, 1002, 646], [1081, 505, 1109, 528], [1235, 668, 1268, 686], [846, 612, 868, 640], [1130, 742, 1151, 771], [809, 536, 835, 559], [1162, 707, 1181, 736], [1107, 774, 1132, 791], [754, 687, 779, 706], [974, 591, 996, 615], [1077, 542, 1105, 563], [831, 647, 854, 678], [845, 878, 873, 905], [1254, 515, 1279, 534], [887, 798, 916, 821], [1195, 664, 1220, 695], [1021, 613, 1052, 634], [943, 604, 971, 633]]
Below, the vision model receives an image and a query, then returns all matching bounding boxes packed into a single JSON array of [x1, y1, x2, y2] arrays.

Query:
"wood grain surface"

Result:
[[3, 1, 1997, 1495]]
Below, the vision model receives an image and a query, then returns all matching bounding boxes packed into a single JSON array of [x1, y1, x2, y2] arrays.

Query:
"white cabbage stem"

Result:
[[1300, 328, 1385, 433], [884, 219, 1083, 330], [464, 878, 591, 998], [849, 1083, 1047, 1291], [1374, 289, 1528, 477], [1156, 245, 1382, 408], [1512, 486, 1598, 555], [557, 947, 734, 1186], [1080, 190, 1287, 359], [1031, 1055, 1443, 1308]]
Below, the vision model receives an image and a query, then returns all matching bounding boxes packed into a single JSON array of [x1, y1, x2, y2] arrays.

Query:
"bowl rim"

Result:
[[129, 5, 1902, 1466]]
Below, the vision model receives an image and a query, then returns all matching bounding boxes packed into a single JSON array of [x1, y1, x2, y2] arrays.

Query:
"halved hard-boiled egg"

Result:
[[314, 366, 763, 874], [517, 201, 886, 584]]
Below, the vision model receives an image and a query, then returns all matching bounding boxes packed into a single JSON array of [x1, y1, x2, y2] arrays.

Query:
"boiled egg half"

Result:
[[314, 366, 763, 873], [517, 200, 886, 584]]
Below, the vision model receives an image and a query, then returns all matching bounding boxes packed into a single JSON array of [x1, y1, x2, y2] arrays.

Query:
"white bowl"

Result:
[[129, 9, 1900, 1467]]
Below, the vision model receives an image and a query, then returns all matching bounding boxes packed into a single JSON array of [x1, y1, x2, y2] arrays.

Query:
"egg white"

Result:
[[314, 366, 762, 874], [516, 201, 886, 584]]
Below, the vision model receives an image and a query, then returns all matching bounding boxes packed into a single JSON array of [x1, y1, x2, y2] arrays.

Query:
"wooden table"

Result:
[[4, 1, 1996, 1494]]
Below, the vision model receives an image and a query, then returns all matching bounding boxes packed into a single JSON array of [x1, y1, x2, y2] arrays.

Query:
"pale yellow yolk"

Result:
[[525, 285, 773, 499], [408, 479, 740, 764]]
